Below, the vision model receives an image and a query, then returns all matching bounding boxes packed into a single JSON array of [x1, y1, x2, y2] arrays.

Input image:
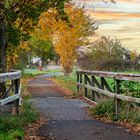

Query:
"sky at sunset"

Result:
[[73, 0, 140, 53]]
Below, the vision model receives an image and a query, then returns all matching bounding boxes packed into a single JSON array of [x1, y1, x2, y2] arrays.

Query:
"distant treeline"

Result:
[[77, 36, 140, 71]]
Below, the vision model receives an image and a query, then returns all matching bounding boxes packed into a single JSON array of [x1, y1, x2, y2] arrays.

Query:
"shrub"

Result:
[[77, 36, 140, 71], [77, 37, 126, 71], [91, 99, 140, 123], [91, 99, 115, 120]]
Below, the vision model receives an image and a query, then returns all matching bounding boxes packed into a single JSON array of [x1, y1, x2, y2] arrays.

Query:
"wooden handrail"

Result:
[[0, 70, 21, 82], [0, 70, 22, 115], [76, 70, 140, 82], [76, 70, 140, 117]]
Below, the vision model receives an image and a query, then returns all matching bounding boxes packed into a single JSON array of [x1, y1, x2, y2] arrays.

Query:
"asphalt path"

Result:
[[28, 73, 140, 140]]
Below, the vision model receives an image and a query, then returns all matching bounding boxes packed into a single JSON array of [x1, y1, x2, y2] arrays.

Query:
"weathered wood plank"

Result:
[[77, 70, 140, 82], [0, 71, 21, 82], [77, 83, 140, 103], [91, 76, 95, 101], [115, 80, 121, 117], [77, 73, 80, 93], [14, 79, 20, 114], [84, 74, 88, 97], [0, 94, 20, 106], [0, 83, 21, 106], [80, 73, 82, 83]]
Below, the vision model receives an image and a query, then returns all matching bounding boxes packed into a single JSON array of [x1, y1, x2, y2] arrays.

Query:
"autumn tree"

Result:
[[35, 4, 95, 75], [123, 50, 140, 70], [0, 0, 68, 73], [0, 0, 68, 96]]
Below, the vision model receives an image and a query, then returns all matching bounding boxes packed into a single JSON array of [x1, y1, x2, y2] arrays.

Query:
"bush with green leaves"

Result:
[[90, 99, 116, 120], [77, 36, 126, 71], [91, 99, 140, 123], [77, 36, 140, 71]]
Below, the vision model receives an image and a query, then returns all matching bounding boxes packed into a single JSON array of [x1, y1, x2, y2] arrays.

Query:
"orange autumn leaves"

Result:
[[35, 4, 94, 74]]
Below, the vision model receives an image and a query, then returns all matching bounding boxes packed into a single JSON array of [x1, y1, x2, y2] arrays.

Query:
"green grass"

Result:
[[0, 130, 24, 140], [22, 68, 61, 78], [54, 70, 77, 94], [90, 99, 140, 123], [90, 99, 116, 119], [0, 100, 39, 140]]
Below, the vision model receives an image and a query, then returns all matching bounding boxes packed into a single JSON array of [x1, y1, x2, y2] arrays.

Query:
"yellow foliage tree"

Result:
[[130, 51, 137, 62], [35, 4, 95, 75], [6, 40, 30, 70]]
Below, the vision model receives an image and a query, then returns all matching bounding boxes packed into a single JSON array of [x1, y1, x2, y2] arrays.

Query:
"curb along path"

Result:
[[27, 73, 140, 140]]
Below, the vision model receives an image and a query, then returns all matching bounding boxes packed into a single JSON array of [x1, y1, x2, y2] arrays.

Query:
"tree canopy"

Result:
[[0, 0, 68, 72], [34, 4, 95, 74]]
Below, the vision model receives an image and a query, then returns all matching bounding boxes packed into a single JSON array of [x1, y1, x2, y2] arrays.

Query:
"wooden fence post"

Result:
[[79, 73, 82, 92], [77, 73, 80, 94], [91, 76, 95, 101], [84, 74, 88, 97], [101, 77, 104, 90], [76, 70, 140, 113], [115, 80, 120, 118], [12, 79, 20, 115], [101, 77, 104, 99]]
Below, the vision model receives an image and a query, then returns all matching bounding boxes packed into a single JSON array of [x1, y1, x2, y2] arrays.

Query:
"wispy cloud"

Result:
[[74, 0, 140, 53]]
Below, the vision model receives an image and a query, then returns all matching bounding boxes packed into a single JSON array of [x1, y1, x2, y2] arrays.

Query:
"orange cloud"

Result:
[[87, 10, 140, 21]]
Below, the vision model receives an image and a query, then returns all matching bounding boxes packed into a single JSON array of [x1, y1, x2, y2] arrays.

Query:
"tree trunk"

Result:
[[0, 3, 7, 73], [0, 3, 7, 96], [63, 67, 71, 76]]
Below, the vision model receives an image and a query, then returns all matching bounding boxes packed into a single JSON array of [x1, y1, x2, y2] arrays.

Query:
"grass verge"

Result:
[[53, 71, 77, 95], [90, 99, 140, 134], [22, 68, 61, 79], [90, 99, 140, 122], [0, 100, 39, 140]]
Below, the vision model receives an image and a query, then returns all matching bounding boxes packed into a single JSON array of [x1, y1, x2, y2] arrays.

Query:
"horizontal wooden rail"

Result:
[[78, 83, 140, 103], [77, 70, 140, 82], [0, 70, 21, 82], [76, 70, 140, 118]]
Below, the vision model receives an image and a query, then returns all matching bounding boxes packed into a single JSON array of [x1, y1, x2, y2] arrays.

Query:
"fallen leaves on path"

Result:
[[48, 78, 73, 96], [24, 114, 48, 140]]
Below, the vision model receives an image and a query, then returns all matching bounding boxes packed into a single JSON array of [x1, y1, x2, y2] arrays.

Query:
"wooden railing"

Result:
[[0, 70, 21, 115], [76, 70, 140, 117]]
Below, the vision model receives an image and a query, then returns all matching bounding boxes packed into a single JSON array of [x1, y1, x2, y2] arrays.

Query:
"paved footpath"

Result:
[[27, 73, 140, 140]]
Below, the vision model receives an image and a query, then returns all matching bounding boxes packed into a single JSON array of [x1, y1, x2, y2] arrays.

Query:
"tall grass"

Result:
[[90, 99, 140, 123], [0, 100, 38, 140]]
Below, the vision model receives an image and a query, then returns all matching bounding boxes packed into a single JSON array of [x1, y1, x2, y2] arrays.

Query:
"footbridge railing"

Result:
[[76, 70, 140, 117], [0, 70, 21, 114]]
